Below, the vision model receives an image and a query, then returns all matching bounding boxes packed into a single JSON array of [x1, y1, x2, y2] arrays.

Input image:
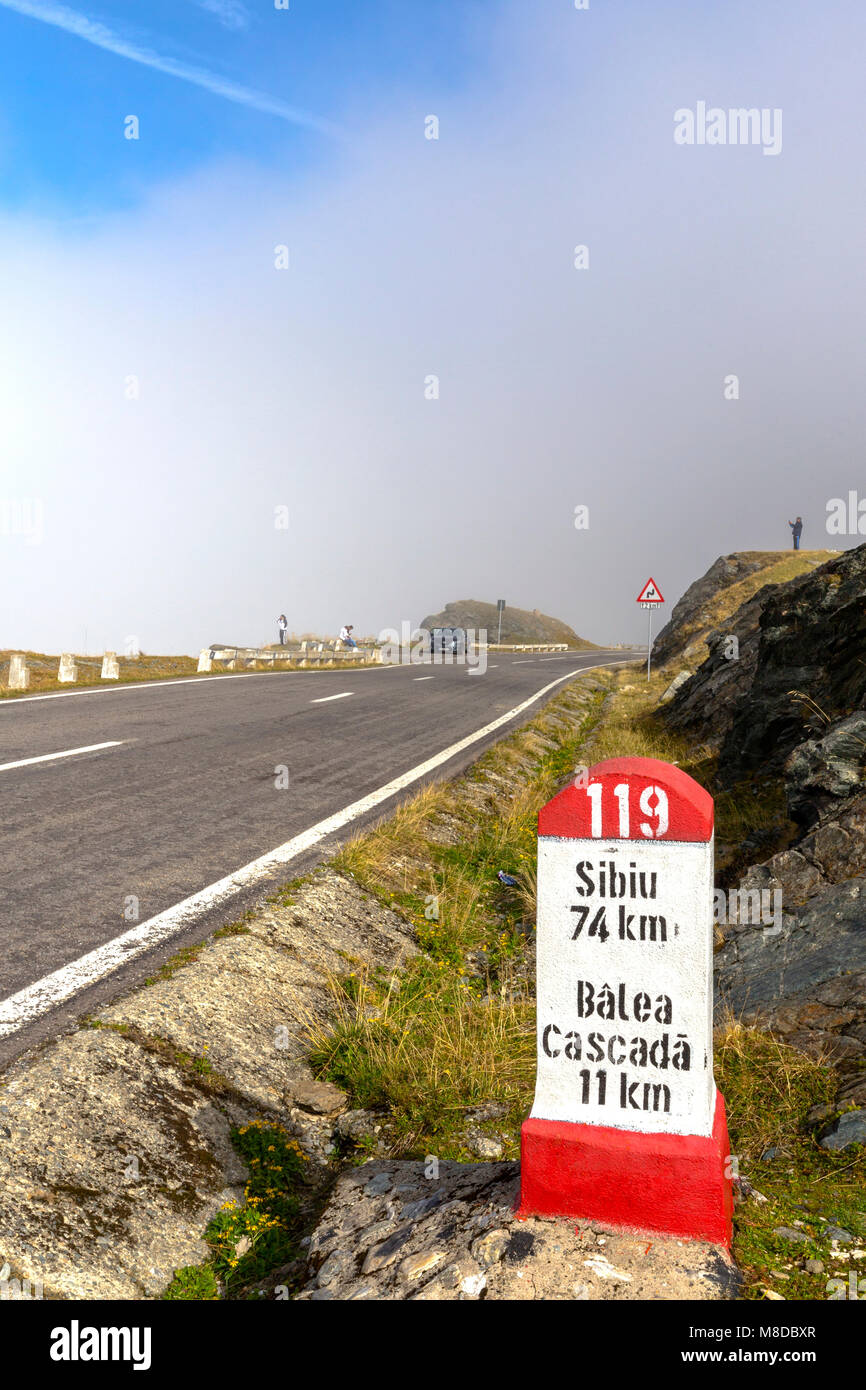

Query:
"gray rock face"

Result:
[[819, 1110, 866, 1151], [663, 545, 866, 791], [660, 671, 691, 703], [714, 878, 866, 1064], [297, 1161, 739, 1301], [784, 714, 866, 827], [736, 793, 866, 913], [717, 545, 866, 786], [664, 588, 774, 747], [291, 1079, 348, 1117], [0, 1029, 249, 1299]]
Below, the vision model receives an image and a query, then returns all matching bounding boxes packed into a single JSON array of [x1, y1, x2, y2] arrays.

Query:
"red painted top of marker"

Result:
[[538, 756, 713, 843]]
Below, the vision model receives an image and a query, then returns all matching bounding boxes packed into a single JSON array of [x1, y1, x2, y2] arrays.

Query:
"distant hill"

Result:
[[418, 600, 596, 648]]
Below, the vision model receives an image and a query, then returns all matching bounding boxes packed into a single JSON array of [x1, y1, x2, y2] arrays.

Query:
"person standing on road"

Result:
[[788, 516, 803, 551], [339, 624, 357, 649], [278, 614, 288, 645]]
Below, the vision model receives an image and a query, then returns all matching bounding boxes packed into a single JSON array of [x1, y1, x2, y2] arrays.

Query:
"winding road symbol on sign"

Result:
[[636, 577, 664, 606]]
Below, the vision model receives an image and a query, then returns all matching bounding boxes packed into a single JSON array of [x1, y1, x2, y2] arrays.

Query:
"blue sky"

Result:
[[0, 1, 490, 216], [2, 1, 865, 653]]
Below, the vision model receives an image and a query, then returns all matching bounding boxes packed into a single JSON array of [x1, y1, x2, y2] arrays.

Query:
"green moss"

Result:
[[162, 1265, 220, 1300]]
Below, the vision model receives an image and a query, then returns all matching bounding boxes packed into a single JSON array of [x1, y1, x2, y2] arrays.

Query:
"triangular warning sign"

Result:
[[636, 577, 664, 604]]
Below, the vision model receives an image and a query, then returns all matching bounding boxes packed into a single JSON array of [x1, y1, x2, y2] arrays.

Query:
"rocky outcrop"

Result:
[[663, 586, 778, 746], [297, 1160, 738, 1301], [664, 545, 866, 797], [715, 872, 866, 1114], [715, 796, 866, 1113], [652, 552, 791, 668], [784, 714, 866, 828], [715, 546, 866, 786], [655, 545, 866, 1128], [734, 794, 866, 909]]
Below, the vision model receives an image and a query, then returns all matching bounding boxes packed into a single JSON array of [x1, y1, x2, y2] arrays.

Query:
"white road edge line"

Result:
[[0, 659, 628, 1038], [0, 741, 123, 773], [311, 692, 354, 704]]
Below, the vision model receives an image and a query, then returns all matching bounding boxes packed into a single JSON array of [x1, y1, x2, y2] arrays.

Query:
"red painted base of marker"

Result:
[[517, 1089, 733, 1247]]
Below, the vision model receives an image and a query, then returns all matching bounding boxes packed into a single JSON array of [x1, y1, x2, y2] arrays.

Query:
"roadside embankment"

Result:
[[5, 656, 856, 1301], [0, 668, 618, 1299]]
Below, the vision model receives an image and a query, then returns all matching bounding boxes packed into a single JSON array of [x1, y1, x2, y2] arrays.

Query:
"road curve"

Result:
[[0, 651, 626, 1064]]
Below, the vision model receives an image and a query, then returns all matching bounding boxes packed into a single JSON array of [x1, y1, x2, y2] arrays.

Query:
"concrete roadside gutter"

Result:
[[0, 873, 416, 1299]]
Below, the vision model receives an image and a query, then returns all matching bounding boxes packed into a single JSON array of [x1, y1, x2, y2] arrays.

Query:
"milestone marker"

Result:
[[518, 755, 732, 1246]]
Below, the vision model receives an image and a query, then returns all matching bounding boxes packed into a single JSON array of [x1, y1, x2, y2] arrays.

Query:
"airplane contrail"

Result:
[[0, 0, 340, 135]]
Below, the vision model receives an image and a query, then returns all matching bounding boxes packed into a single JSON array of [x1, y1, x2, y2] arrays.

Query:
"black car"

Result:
[[429, 626, 466, 657]]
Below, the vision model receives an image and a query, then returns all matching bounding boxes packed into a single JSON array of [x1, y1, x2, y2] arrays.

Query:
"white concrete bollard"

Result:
[[8, 654, 29, 689], [197, 650, 213, 672], [57, 654, 77, 683], [101, 652, 119, 680], [518, 755, 732, 1246]]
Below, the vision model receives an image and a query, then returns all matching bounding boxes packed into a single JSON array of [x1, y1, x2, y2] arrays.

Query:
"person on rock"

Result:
[[788, 516, 803, 551]]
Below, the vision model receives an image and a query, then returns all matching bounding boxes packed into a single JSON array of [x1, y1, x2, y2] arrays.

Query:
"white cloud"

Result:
[[0, 0, 864, 653], [194, 0, 249, 33]]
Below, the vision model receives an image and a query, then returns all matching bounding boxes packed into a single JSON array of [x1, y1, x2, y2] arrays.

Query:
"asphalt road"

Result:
[[0, 650, 627, 1064]]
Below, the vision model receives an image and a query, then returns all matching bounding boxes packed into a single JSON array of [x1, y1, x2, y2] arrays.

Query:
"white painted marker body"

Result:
[[532, 836, 714, 1137]]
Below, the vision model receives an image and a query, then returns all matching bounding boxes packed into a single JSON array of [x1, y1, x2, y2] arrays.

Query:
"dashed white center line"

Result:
[[513, 660, 535, 664], [0, 741, 123, 773], [311, 692, 354, 703], [413, 677, 434, 681], [0, 658, 630, 1038]]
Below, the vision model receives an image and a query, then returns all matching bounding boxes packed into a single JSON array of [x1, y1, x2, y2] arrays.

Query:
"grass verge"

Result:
[[306, 673, 614, 1160], [304, 665, 864, 1300], [718, 1022, 865, 1300]]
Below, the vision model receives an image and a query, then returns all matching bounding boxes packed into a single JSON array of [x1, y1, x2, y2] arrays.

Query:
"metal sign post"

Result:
[[636, 578, 664, 681], [496, 599, 505, 644]]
